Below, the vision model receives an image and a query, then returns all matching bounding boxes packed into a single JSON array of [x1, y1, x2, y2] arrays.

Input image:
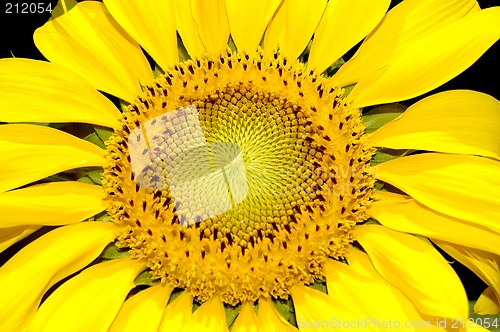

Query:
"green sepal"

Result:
[[272, 296, 296, 327], [84, 132, 106, 149], [134, 270, 158, 286], [309, 280, 327, 293], [86, 169, 102, 185], [324, 57, 345, 77], [153, 64, 165, 78], [341, 84, 355, 99], [177, 35, 191, 63], [374, 180, 385, 191], [224, 303, 241, 328], [370, 148, 413, 167], [94, 126, 114, 145], [95, 212, 110, 222], [167, 288, 183, 305], [101, 243, 129, 259], [50, 0, 78, 20], [227, 36, 237, 53], [362, 103, 406, 135], [76, 176, 94, 184]]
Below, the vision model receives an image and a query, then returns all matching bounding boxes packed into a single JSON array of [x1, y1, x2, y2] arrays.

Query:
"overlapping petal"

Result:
[[369, 191, 500, 255], [30, 257, 144, 331], [190, 0, 230, 55], [0, 225, 40, 253], [159, 292, 193, 332], [375, 153, 500, 233], [350, 7, 500, 108], [0, 58, 121, 128], [290, 284, 362, 331], [476, 287, 500, 315], [325, 254, 426, 326], [102, 0, 178, 71], [278, 0, 327, 60], [256, 299, 298, 332], [333, 0, 479, 87], [369, 90, 500, 160], [187, 295, 228, 332], [109, 284, 172, 332], [224, 0, 282, 52], [0, 222, 116, 331], [0, 181, 106, 228], [355, 225, 468, 319], [436, 242, 500, 315], [173, 0, 206, 58], [308, 0, 391, 74], [34, 1, 153, 101], [0, 124, 105, 193], [231, 302, 258, 332]]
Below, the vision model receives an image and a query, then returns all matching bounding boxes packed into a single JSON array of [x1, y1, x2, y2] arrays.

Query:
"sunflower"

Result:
[[0, 0, 499, 330]]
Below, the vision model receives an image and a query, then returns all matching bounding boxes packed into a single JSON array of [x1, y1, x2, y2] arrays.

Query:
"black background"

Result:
[[0, 0, 498, 300]]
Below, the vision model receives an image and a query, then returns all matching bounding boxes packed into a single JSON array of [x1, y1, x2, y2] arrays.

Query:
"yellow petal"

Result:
[[224, 0, 282, 52], [29, 257, 144, 331], [34, 1, 153, 102], [0, 124, 105, 193], [375, 153, 500, 234], [291, 285, 362, 331], [279, 0, 327, 60], [109, 284, 173, 332], [369, 90, 500, 160], [231, 302, 258, 332], [102, 0, 178, 71], [324, 258, 426, 326], [436, 242, 500, 316], [369, 191, 500, 256], [263, 1, 286, 58], [173, 0, 206, 58], [333, 0, 479, 87], [159, 291, 193, 332], [350, 7, 500, 108], [308, 0, 391, 74], [0, 225, 40, 253], [475, 287, 500, 315], [256, 298, 298, 332], [355, 224, 468, 319], [187, 295, 228, 332], [30, 257, 144, 332], [0, 181, 106, 228], [0, 222, 116, 332], [0, 58, 121, 128], [191, 0, 230, 55]]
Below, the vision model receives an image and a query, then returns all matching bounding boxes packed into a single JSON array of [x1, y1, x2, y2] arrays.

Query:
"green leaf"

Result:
[[101, 243, 129, 259], [362, 103, 406, 135], [50, 0, 78, 20]]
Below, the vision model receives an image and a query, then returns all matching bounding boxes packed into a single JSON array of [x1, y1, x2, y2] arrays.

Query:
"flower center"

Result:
[[103, 50, 375, 305]]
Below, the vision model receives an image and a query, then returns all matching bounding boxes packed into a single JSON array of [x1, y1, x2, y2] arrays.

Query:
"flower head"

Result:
[[0, 0, 499, 331]]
